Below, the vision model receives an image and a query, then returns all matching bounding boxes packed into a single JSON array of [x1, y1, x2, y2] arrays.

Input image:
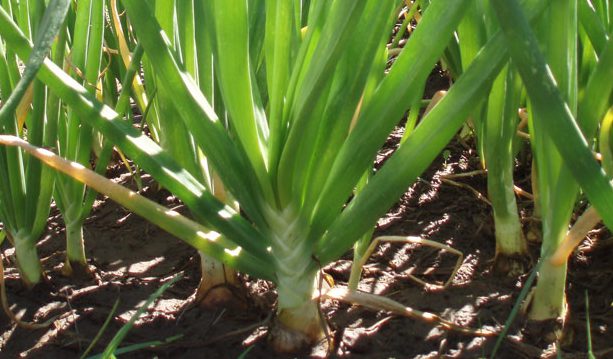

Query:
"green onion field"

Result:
[[0, 0, 612, 357]]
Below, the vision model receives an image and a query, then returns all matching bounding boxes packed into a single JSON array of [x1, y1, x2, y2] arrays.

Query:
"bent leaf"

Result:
[[0, 135, 274, 281]]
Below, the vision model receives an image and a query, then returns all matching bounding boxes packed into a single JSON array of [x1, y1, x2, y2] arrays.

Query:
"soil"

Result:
[[1, 132, 611, 359]]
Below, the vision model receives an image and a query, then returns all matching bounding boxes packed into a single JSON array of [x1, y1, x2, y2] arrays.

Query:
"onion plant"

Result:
[[52, 0, 111, 276], [445, 1, 529, 275], [3, 0, 613, 353], [525, 0, 580, 334], [0, 0, 69, 286], [484, 65, 528, 274], [135, 0, 244, 307], [491, 0, 613, 339]]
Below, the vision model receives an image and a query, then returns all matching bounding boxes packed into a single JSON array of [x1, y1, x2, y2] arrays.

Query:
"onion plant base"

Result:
[[269, 301, 326, 353], [528, 261, 568, 320], [194, 280, 248, 310], [64, 222, 88, 269], [195, 253, 246, 309], [60, 259, 94, 280], [492, 211, 530, 277], [13, 238, 43, 288], [523, 316, 574, 346], [523, 261, 570, 343], [61, 224, 94, 279]]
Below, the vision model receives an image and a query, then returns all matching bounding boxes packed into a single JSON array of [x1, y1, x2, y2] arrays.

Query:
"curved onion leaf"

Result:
[[0, 135, 274, 280]]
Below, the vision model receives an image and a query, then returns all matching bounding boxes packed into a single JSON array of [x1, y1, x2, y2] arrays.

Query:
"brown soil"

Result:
[[1, 134, 612, 357]]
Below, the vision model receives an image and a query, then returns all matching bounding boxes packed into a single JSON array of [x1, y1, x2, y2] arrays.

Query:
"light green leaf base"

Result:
[[13, 235, 42, 287], [266, 207, 326, 352], [492, 212, 529, 276], [62, 221, 92, 278], [526, 260, 569, 343]]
